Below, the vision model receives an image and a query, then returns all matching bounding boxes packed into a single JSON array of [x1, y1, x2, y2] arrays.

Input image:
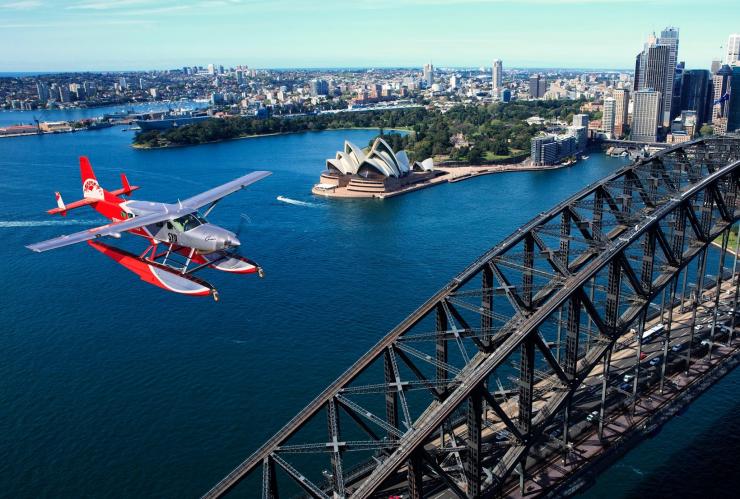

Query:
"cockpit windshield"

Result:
[[171, 213, 206, 232]]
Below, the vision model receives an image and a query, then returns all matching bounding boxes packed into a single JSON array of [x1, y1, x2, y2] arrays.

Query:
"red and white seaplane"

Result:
[[27, 157, 271, 300]]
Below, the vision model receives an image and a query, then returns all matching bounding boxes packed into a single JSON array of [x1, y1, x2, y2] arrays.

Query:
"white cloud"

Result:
[[0, 0, 42, 9]]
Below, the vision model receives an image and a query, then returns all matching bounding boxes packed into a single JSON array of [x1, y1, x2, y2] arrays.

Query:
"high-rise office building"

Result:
[[711, 59, 722, 74], [728, 66, 740, 132], [727, 34, 740, 66], [634, 28, 679, 127], [572, 114, 589, 128], [602, 97, 616, 138], [492, 59, 503, 90], [310, 79, 329, 96], [423, 63, 434, 87], [658, 27, 679, 126], [613, 88, 629, 138], [207, 64, 216, 75], [671, 61, 685, 121], [631, 89, 661, 142], [58, 85, 71, 103], [680, 69, 711, 125], [712, 65, 740, 134], [529, 74, 546, 98], [36, 82, 49, 103]]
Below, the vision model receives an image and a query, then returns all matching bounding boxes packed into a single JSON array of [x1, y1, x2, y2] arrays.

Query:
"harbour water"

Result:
[[0, 113, 737, 497]]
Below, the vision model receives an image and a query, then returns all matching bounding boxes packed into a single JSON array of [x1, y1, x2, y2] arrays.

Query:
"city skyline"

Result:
[[0, 0, 737, 71]]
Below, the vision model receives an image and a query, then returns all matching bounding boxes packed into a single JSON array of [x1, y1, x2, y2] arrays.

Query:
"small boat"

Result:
[[582, 155, 590, 160]]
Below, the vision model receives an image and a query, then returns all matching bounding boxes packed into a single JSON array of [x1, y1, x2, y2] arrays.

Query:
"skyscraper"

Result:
[[36, 82, 49, 103], [529, 74, 546, 98], [727, 66, 740, 132], [613, 88, 629, 138], [712, 65, 735, 134], [631, 89, 661, 142], [727, 34, 740, 66], [492, 59, 503, 91], [423, 63, 434, 87], [658, 27, 679, 126], [634, 28, 679, 127], [711, 59, 722, 74], [680, 69, 711, 125], [602, 97, 616, 138]]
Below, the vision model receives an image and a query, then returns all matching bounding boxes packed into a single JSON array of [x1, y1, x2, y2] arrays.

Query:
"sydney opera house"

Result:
[[313, 138, 437, 198]]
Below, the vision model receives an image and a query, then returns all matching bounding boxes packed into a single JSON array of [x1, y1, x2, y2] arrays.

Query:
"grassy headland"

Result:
[[133, 100, 589, 165]]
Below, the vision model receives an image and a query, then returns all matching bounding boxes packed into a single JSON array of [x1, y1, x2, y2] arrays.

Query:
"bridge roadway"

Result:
[[399, 277, 739, 498]]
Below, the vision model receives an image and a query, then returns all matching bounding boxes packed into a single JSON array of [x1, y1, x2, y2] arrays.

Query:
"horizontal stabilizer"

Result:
[[47, 196, 98, 215], [109, 173, 139, 197]]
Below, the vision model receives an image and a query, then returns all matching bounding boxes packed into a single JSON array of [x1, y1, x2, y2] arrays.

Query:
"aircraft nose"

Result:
[[225, 234, 240, 248]]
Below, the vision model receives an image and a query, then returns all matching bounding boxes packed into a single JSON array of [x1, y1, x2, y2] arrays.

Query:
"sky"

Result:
[[0, 0, 737, 72]]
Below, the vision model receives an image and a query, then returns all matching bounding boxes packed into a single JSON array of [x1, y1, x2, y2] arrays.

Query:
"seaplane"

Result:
[[27, 157, 271, 300]]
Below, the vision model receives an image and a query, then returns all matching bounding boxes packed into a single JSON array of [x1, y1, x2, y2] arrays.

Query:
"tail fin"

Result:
[[121, 173, 132, 192], [80, 156, 104, 200], [54, 192, 67, 216]]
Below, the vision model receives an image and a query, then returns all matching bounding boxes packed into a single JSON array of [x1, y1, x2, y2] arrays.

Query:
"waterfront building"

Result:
[[634, 28, 678, 127], [492, 59, 503, 90], [58, 85, 71, 103], [316, 138, 435, 197], [602, 97, 616, 138], [631, 89, 661, 142], [680, 69, 711, 125], [423, 63, 434, 87], [119, 77, 127, 90], [727, 34, 740, 66], [613, 88, 629, 137], [530, 132, 579, 166]]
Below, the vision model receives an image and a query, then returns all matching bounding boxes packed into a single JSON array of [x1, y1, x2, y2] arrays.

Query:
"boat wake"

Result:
[[0, 220, 97, 228], [276, 195, 322, 208]]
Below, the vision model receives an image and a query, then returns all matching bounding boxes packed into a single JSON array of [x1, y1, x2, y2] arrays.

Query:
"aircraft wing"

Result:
[[26, 210, 179, 253], [181, 171, 271, 210]]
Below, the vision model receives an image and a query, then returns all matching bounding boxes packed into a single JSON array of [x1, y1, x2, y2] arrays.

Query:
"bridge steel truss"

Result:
[[204, 136, 740, 499]]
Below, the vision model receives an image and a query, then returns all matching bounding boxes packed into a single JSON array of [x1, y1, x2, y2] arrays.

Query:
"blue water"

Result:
[[0, 123, 734, 497]]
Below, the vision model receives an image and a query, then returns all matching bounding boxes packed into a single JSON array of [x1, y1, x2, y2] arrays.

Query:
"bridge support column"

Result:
[[632, 309, 647, 416], [660, 276, 679, 394], [436, 303, 448, 400], [686, 247, 708, 373], [465, 388, 482, 498], [709, 229, 730, 361], [562, 296, 580, 464], [384, 350, 398, 441], [482, 266, 493, 347], [261, 456, 278, 499], [407, 450, 424, 499]]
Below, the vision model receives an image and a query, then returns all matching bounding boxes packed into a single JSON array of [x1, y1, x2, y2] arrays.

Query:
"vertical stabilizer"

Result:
[[80, 156, 104, 200]]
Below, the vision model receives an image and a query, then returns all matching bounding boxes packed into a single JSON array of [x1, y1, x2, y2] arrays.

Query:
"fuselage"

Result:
[[93, 195, 240, 253]]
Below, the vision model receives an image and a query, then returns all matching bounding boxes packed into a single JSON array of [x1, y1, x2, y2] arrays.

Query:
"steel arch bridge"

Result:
[[204, 135, 740, 499]]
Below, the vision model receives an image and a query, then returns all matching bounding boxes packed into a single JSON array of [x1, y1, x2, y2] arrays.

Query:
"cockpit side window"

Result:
[[173, 213, 205, 232]]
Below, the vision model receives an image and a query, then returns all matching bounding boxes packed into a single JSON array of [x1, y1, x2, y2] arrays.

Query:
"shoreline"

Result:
[[312, 159, 582, 200], [131, 126, 412, 150]]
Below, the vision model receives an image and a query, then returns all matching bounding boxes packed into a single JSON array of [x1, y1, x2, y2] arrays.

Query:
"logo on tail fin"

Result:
[[83, 178, 104, 200]]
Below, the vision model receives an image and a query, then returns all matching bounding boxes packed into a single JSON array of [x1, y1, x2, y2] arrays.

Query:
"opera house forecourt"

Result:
[[312, 138, 439, 198]]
